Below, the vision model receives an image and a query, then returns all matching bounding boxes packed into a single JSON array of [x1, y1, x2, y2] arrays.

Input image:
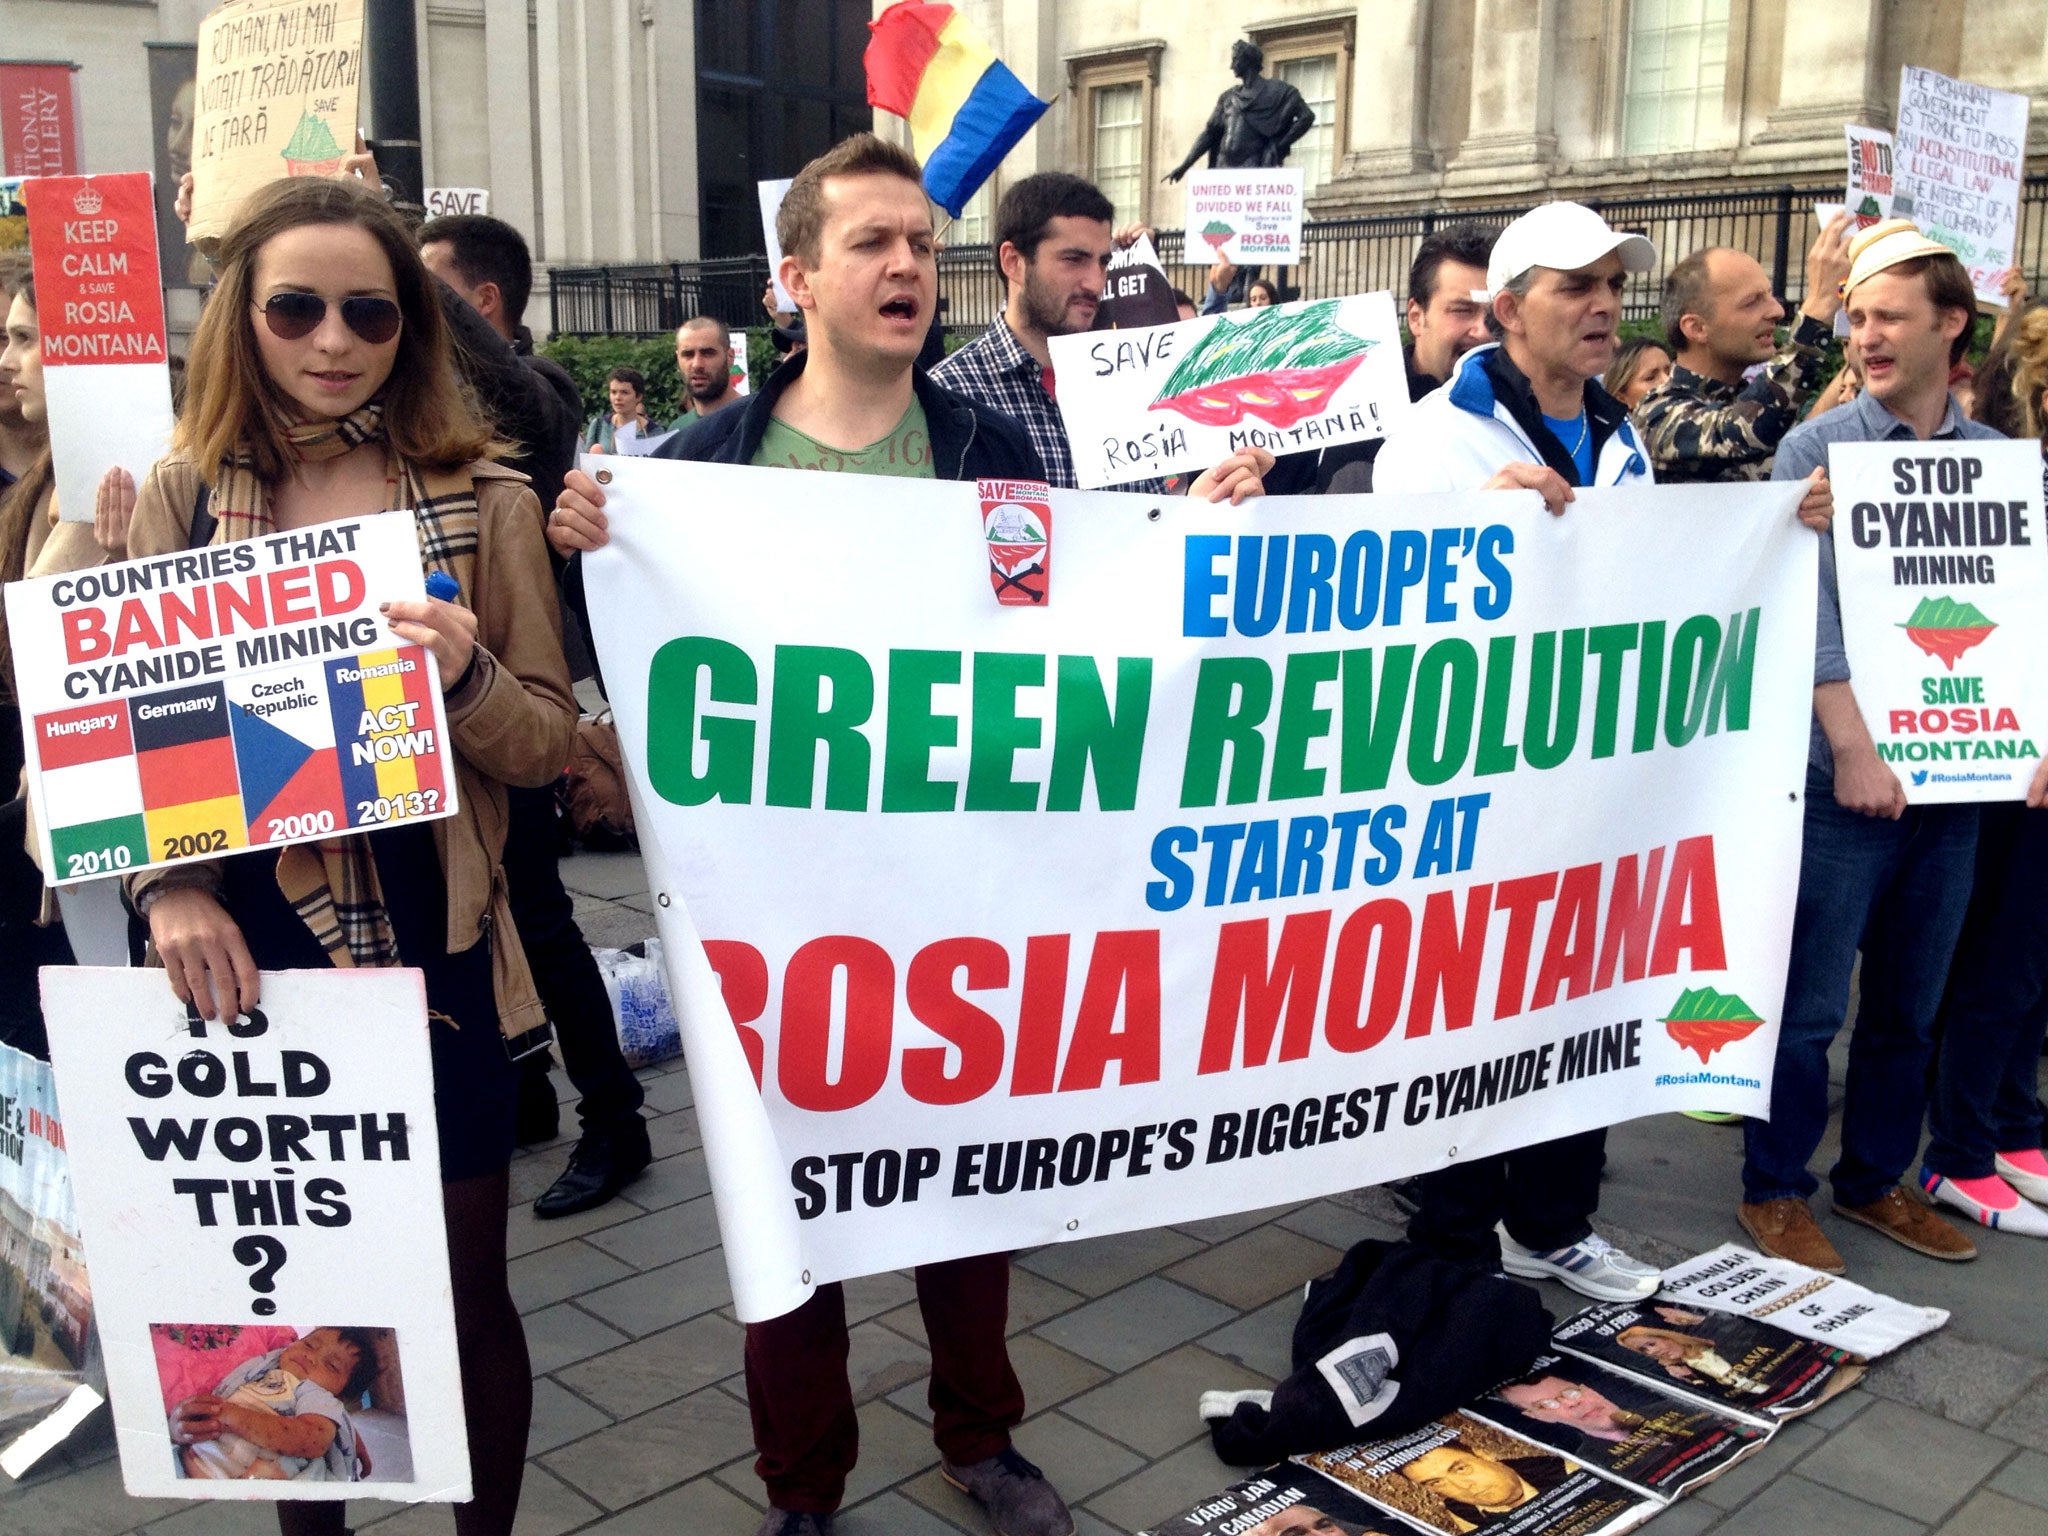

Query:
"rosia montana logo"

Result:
[[1662, 986, 1765, 1063], [1901, 594, 1996, 670]]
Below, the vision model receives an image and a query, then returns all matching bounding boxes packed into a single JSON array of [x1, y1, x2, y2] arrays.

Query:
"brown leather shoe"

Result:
[[1833, 1186, 1977, 1262], [1738, 1198, 1846, 1274]]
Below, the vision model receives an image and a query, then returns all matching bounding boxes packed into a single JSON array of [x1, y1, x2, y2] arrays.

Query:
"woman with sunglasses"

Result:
[[124, 175, 575, 1536]]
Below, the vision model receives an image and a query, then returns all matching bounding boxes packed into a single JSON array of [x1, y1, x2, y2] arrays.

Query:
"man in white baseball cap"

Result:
[[1376, 201, 1656, 512], [1371, 203, 1667, 1305]]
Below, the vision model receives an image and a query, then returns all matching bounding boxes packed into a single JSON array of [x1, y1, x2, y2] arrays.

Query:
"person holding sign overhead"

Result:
[[122, 174, 576, 1535]]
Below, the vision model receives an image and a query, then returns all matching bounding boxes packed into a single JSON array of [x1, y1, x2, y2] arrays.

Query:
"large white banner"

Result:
[[1829, 440, 2045, 802], [586, 461, 1816, 1321], [41, 968, 470, 1500]]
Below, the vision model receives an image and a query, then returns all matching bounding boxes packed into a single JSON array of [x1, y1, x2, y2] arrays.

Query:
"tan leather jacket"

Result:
[[124, 455, 578, 1040]]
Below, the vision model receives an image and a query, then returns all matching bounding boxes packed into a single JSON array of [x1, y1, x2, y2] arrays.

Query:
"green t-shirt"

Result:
[[750, 401, 935, 477]]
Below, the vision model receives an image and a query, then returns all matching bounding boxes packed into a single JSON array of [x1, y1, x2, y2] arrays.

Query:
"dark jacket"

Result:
[[650, 347, 1047, 481], [439, 287, 583, 514]]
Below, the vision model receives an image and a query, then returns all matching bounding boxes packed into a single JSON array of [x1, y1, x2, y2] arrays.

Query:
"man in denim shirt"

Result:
[[1740, 220, 1998, 1274]]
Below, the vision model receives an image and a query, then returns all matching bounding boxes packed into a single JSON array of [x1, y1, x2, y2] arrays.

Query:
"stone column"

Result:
[[1344, 0, 1434, 177], [482, 0, 536, 241], [1449, 0, 1557, 174], [648, 0, 700, 260], [1758, 0, 1886, 141]]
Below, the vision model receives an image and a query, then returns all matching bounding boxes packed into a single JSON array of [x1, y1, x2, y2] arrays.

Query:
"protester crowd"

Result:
[[1, 125, 2045, 1536]]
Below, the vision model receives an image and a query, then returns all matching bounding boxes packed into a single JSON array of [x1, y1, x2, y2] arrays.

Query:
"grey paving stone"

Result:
[[581, 1473, 763, 1535], [642, 1072, 696, 1114], [1072, 1514, 1125, 1536], [527, 1374, 614, 1455], [1081, 1436, 1246, 1534], [143, 1500, 285, 1535], [1805, 1387, 1874, 1431], [1708, 1474, 1926, 1536], [1693, 1419, 1827, 1510], [847, 1317, 933, 1405], [583, 1191, 724, 1269], [523, 1299, 634, 1375], [1034, 1277, 1240, 1373], [1199, 1294, 1297, 1382], [1933, 1491, 2045, 1536], [542, 1383, 757, 1508], [839, 1398, 944, 1507], [508, 1464, 608, 1535], [558, 850, 651, 899], [617, 1147, 712, 1211], [1017, 1226, 1206, 1297], [577, 1246, 734, 1336], [506, 1192, 641, 1259], [509, 1237, 637, 1313], [1171, 1202, 1302, 1244], [1062, 1343, 1268, 1458], [1988, 1449, 2048, 1510], [842, 1268, 920, 1324], [1009, 1332, 1115, 1412], [554, 1310, 748, 1418], [577, 899, 660, 949], [1989, 1374, 2048, 1453], [839, 1487, 976, 1536], [646, 1108, 703, 1158], [1798, 1398, 2013, 1523], [1636, 1496, 1727, 1536], [877, 1263, 1086, 1349], [1277, 1197, 1404, 1252], [0, 1455, 184, 1534], [1866, 1335, 2046, 1429], [1013, 1410, 1150, 1502], [1164, 1225, 1343, 1310], [353, 1505, 458, 1535]]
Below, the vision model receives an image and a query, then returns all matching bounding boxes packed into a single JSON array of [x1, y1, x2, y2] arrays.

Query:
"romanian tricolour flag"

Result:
[[864, 1, 1049, 217]]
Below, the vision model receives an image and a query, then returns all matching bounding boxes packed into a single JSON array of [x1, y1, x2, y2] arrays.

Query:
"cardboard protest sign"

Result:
[[759, 177, 794, 312], [0, 1043, 98, 1469], [1658, 1245, 1947, 1358], [0, 63, 82, 178], [1048, 292, 1411, 488], [40, 967, 469, 1499], [22, 173, 177, 527], [585, 461, 1816, 1321], [1845, 125, 1895, 229], [1892, 66, 2030, 306], [1827, 439, 2045, 802], [188, 0, 366, 242], [1095, 233, 1184, 331], [4, 513, 458, 881], [424, 186, 488, 218], [1183, 168, 1304, 265]]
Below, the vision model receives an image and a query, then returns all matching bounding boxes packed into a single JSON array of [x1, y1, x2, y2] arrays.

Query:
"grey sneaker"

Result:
[[941, 1447, 1075, 1536], [1498, 1227, 1660, 1300], [756, 1510, 831, 1536]]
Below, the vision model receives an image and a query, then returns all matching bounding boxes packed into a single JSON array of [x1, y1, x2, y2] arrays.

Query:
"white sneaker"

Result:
[[1923, 1169, 2048, 1238], [1498, 1228, 1660, 1300], [1994, 1152, 2048, 1205]]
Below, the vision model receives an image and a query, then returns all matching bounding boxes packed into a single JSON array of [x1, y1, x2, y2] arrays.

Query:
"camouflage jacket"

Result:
[[1635, 313, 1835, 482]]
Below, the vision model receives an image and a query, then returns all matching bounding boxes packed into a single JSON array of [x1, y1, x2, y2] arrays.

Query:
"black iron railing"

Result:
[[549, 176, 2048, 338]]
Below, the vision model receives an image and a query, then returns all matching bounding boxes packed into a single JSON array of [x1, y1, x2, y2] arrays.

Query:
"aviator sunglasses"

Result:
[[255, 290, 403, 345]]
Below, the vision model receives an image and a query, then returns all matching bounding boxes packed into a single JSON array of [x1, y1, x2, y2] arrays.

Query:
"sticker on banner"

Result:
[[978, 478, 1052, 605]]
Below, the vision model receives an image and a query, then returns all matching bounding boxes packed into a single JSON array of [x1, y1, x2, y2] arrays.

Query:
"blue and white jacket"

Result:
[[1375, 342, 1653, 493]]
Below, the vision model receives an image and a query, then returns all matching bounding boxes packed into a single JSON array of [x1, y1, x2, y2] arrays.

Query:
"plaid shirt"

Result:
[[933, 316, 1168, 494]]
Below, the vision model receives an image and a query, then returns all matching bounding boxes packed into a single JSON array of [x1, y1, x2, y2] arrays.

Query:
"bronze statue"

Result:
[[1164, 40, 1317, 182]]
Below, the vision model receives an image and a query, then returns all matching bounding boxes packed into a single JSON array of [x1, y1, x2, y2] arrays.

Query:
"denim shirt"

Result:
[[1771, 390, 2006, 777]]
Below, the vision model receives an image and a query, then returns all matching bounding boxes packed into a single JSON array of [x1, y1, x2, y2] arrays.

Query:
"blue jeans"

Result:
[[1925, 802, 2048, 1179], [1742, 774, 1977, 1207]]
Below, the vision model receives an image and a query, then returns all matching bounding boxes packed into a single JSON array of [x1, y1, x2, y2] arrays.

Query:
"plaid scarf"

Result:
[[206, 402, 481, 970]]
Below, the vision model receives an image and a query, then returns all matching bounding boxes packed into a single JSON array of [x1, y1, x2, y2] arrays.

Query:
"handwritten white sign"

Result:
[[423, 186, 488, 218], [1181, 168, 1304, 266], [1893, 66, 2030, 306]]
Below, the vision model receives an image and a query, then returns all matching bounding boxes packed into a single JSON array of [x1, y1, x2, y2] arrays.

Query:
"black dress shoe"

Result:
[[515, 1061, 561, 1146], [533, 1124, 652, 1218]]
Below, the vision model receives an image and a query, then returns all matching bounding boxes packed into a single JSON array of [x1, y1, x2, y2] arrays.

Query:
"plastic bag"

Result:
[[592, 939, 681, 1068]]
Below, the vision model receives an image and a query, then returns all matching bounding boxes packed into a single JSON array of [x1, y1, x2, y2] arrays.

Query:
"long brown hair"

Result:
[[2010, 304, 2048, 441], [176, 175, 498, 481]]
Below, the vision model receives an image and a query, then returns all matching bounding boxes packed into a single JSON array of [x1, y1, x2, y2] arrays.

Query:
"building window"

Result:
[[1092, 82, 1145, 227], [1250, 18, 1354, 200], [1274, 54, 1338, 200], [1623, 0, 1730, 155], [949, 181, 994, 246]]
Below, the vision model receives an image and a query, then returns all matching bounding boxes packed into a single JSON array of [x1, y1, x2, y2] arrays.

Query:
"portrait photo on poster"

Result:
[[145, 42, 204, 289], [155, 1321, 413, 1485]]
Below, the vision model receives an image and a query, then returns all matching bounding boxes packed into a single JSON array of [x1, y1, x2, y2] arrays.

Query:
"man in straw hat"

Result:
[[1737, 218, 1999, 1273]]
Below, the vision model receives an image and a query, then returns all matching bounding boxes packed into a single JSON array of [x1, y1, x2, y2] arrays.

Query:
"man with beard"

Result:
[[933, 172, 1269, 500], [669, 315, 742, 426]]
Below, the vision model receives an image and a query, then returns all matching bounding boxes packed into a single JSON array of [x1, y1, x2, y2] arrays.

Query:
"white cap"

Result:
[[1486, 202, 1657, 295]]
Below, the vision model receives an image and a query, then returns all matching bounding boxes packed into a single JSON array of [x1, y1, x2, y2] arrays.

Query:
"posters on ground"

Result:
[[1892, 66, 2030, 306], [1047, 292, 1411, 488], [22, 172, 177, 526], [1299, 1412, 1656, 1535], [4, 512, 458, 881], [41, 966, 469, 1499], [1551, 1302, 1862, 1421], [1827, 439, 2045, 803], [188, 0, 366, 241], [1464, 1350, 1770, 1501], [585, 461, 1817, 1321], [0, 1043, 97, 1469], [1142, 1462, 1407, 1535], [1844, 125, 1895, 230], [1183, 168, 1305, 266], [1658, 1245, 1948, 1357]]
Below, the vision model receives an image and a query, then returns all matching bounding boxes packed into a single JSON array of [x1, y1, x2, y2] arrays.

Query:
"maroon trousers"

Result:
[[743, 1252, 1025, 1513]]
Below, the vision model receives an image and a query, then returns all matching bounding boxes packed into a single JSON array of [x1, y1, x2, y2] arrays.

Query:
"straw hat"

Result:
[[1843, 218, 1958, 298]]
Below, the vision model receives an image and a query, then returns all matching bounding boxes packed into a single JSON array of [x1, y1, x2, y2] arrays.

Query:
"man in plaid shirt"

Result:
[[933, 172, 1270, 503]]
